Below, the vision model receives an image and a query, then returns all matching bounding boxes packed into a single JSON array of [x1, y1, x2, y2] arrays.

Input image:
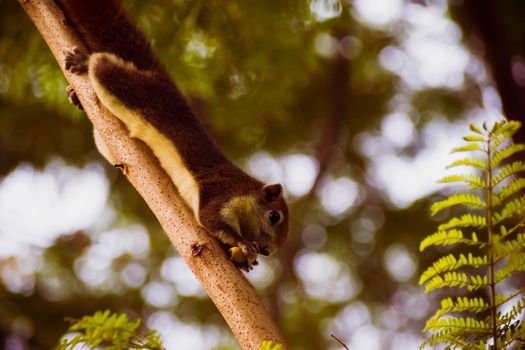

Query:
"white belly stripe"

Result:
[[88, 54, 200, 217]]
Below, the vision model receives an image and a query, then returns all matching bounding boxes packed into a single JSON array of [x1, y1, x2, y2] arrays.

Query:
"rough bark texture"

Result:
[[18, 1, 287, 349]]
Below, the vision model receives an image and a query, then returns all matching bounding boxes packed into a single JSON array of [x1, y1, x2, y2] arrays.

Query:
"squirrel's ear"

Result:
[[262, 184, 283, 203]]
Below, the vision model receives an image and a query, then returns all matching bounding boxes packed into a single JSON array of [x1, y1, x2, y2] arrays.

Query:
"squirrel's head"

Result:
[[256, 183, 289, 256], [220, 183, 289, 257]]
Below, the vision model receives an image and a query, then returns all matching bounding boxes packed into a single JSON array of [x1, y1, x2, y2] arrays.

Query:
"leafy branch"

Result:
[[58, 310, 164, 350], [419, 120, 525, 349], [58, 310, 285, 350]]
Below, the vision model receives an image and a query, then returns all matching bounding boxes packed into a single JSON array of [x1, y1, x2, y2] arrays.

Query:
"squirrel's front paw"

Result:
[[236, 241, 259, 272], [64, 47, 88, 74]]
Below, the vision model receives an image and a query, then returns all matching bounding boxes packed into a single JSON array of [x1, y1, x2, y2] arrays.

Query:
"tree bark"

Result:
[[452, 0, 525, 142], [18, 1, 287, 349]]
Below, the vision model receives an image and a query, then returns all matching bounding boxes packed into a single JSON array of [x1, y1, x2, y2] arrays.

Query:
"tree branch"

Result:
[[18, 1, 286, 349]]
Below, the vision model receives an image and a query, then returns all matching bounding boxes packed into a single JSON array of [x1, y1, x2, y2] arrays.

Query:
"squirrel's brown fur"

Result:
[[59, 0, 289, 270]]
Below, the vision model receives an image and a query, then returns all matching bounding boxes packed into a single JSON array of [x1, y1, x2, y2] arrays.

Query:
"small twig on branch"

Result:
[[331, 334, 351, 350]]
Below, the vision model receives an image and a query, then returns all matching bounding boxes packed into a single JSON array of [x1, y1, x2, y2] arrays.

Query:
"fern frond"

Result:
[[497, 321, 525, 349], [423, 316, 491, 333], [496, 178, 525, 204], [447, 158, 486, 171], [491, 161, 525, 187], [431, 194, 486, 216], [438, 175, 487, 189], [495, 297, 525, 325], [451, 144, 486, 153], [491, 144, 525, 168], [432, 297, 488, 320], [424, 272, 487, 293], [420, 230, 483, 251], [494, 253, 525, 283], [496, 286, 525, 307], [259, 340, 283, 350], [492, 194, 525, 225], [419, 253, 488, 284], [419, 330, 485, 350], [469, 123, 483, 135], [463, 135, 486, 142], [438, 214, 486, 231], [420, 119, 525, 349], [494, 232, 525, 260], [504, 217, 525, 238], [490, 120, 521, 149]]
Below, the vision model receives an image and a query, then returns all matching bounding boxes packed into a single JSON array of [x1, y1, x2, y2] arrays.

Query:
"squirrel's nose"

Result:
[[260, 248, 270, 256]]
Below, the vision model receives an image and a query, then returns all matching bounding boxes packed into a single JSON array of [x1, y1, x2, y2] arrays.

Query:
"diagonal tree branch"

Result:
[[18, 1, 286, 349]]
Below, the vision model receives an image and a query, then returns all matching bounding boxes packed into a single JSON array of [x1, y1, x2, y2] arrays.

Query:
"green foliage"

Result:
[[58, 310, 164, 350], [57, 310, 283, 350], [419, 120, 525, 349], [259, 340, 283, 350], [6, 0, 525, 347]]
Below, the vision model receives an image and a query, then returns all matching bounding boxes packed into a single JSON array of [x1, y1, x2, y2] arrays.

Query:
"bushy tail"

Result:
[[56, 0, 158, 71]]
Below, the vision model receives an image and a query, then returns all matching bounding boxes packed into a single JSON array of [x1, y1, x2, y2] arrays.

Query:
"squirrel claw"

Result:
[[66, 85, 84, 110], [237, 241, 259, 271], [64, 47, 88, 74]]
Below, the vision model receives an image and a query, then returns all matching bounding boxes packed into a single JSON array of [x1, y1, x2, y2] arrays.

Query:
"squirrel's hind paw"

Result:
[[64, 47, 88, 74]]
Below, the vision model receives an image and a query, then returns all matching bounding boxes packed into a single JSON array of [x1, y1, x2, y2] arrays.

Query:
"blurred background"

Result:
[[1, 0, 525, 349]]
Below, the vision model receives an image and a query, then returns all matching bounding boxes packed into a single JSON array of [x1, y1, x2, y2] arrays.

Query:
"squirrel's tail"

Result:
[[56, 0, 158, 71]]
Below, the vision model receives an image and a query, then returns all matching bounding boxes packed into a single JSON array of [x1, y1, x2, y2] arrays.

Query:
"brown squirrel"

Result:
[[58, 0, 289, 271]]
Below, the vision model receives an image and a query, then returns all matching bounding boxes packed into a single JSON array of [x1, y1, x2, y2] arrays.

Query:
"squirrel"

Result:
[[57, 0, 289, 271]]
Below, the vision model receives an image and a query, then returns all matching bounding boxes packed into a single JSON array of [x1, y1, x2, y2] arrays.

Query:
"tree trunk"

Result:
[[18, 1, 286, 349], [451, 0, 525, 142]]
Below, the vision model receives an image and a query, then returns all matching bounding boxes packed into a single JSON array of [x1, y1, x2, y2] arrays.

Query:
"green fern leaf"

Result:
[[490, 120, 521, 149], [259, 340, 283, 350], [494, 232, 525, 260], [438, 175, 486, 189], [424, 272, 487, 293], [419, 253, 488, 284], [451, 143, 486, 153], [468, 274, 488, 291], [431, 297, 488, 320], [500, 321, 525, 350], [420, 119, 525, 349], [492, 194, 525, 225], [497, 178, 525, 204], [423, 316, 490, 333], [491, 161, 525, 187], [505, 219, 525, 238], [497, 321, 525, 349], [495, 253, 525, 283], [469, 123, 483, 135], [447, 158, 486, 170], [496, 291, 524, 307], [431, 194, 486, 216], [60, 310, 164, 350], [419, 330, 486, 350], [438, 214, 486, 231], [463, 135, 486, 142], [420, 230, 483, 251], [495, 297, 525, 325], [491, 144, 525, 168]]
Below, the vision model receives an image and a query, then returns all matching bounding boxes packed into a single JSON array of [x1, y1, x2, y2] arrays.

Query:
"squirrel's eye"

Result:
[[268, 211, 281, 225]]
